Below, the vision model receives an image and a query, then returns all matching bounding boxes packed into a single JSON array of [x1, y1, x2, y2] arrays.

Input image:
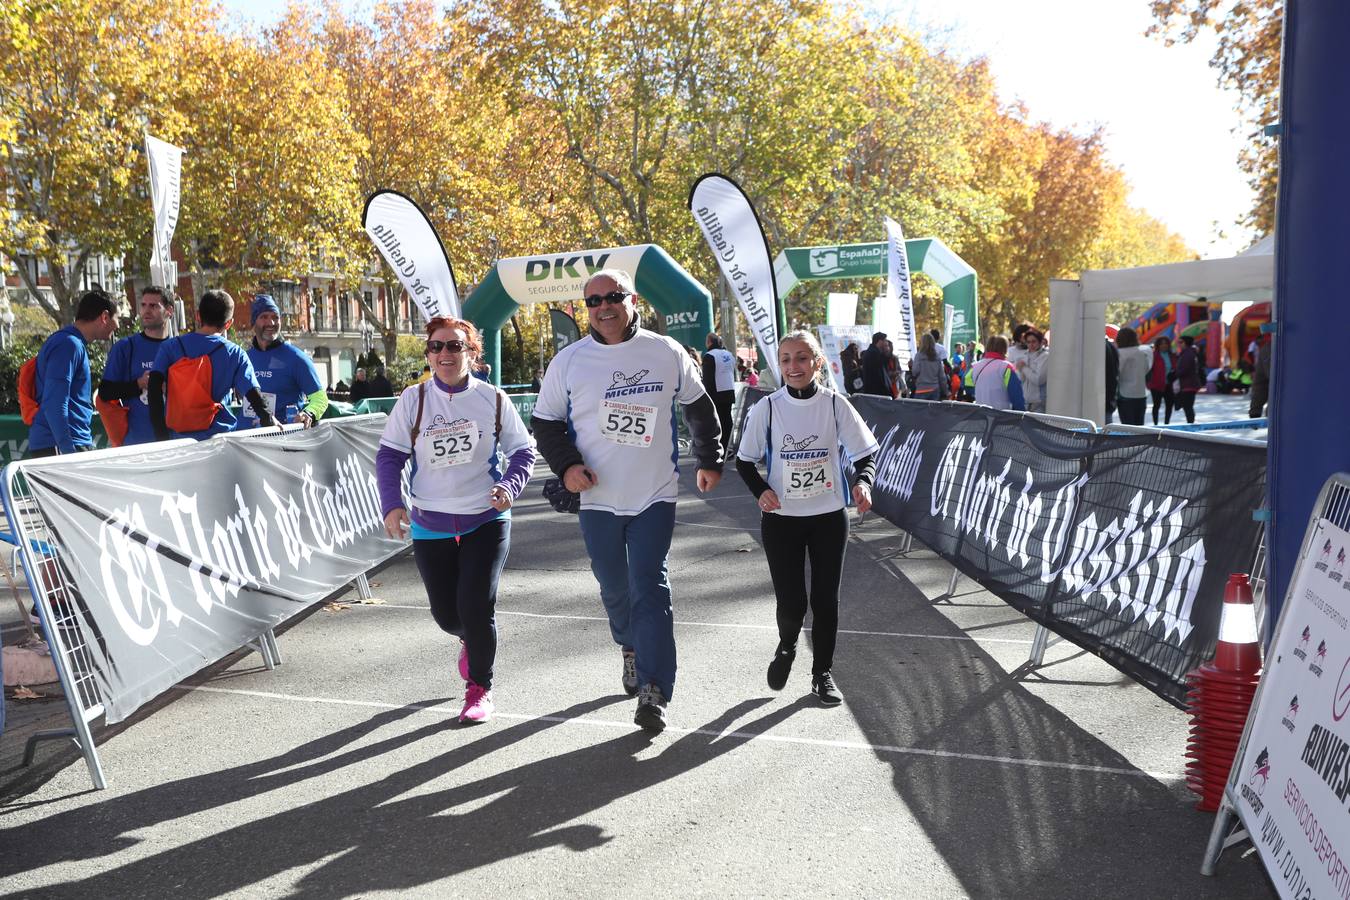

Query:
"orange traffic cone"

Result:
[[1185, 573, 1262, 812]]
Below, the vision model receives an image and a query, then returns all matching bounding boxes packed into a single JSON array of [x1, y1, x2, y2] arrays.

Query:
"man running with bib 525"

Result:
[[532, 268, 723, 732]]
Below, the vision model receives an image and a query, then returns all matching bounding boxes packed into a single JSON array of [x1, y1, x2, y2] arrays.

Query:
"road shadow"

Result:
[[2, 695, 806, 898]]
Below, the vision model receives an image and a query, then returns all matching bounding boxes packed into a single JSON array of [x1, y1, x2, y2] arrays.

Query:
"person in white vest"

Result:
[[531, 268, 723, 732], [735, 331, 879, 705], [702, 332, 737, 457], [964, 335, 1026, 411], [376, 316, 537, 724]]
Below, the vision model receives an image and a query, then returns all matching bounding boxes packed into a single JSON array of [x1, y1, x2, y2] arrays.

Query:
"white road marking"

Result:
[[372, 606, 1035, 644], [176, 684, 1184, 782]]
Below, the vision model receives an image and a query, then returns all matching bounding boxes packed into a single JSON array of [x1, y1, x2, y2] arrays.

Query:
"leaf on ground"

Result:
[[11, 686, 40, 700], [323, 602, 350, 613], [736, 547, 751, 553], [356, 597, 387, 605], [369, 581, 382, 588]]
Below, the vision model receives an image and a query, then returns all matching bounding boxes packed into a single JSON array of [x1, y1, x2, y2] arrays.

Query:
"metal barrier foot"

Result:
[[23, 727, 77, 766]]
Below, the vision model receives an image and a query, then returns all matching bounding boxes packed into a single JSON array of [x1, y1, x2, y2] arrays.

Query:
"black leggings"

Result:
[[412, 518, 511, 689], [1150, 387, 1174, 425], [1174, 390, 1196, 423], [760, 508, 848, 675]]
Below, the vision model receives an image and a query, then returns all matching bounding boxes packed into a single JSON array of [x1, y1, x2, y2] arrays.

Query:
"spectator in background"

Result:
[[702, 333, 737, 458], [839, 341, 862, 395], [964, 335, 1025, 411], [349, 368, 370, 403], [1016, 328, 1050, 413], [1173, 334, 1203, 424], [1104, 337, 1120, 423], [1114, 327, 1149, 425], [99, 285, 171, 446], [860, 332, 890, 396], [1249, 338, 1271, 418], [929, 329, 948, 361], [1147, 336, 1176, 425], [1007, 323, 1033, 374], [368, 366, 394, 397], [884, 339, 904, 399], [149, 289, 274, 441], [909, 333, 949, 400], [26, 289, 119, 457], [419, 364, 433, 385], [530, 368, 542, 393]]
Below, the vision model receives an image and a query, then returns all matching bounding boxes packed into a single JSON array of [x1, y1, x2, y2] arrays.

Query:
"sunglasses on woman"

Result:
[[583, 290, 631, 308], [426, 339, 467, 354]]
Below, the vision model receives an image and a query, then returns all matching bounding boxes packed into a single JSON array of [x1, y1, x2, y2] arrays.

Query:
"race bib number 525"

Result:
[[600, 399, 657, 447]]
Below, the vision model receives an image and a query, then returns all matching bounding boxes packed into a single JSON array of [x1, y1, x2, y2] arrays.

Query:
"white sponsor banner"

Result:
[[362, 190, 459, 320], [826, 292, 858, 327], [689, 174, 781, 380], [144, 134, 183, 291], [1233, 518, 1350, 900], [943, 303, 955, 348], [496, 245, 647, 306], [818, 324, 872, 394], [884, 217, 917, 369]]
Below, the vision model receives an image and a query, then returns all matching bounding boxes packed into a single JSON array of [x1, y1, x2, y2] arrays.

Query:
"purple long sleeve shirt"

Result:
[[376, 379, 536, 535]]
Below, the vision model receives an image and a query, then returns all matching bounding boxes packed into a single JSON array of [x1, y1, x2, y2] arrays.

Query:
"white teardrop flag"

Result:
[[362, 190, 460, 320]]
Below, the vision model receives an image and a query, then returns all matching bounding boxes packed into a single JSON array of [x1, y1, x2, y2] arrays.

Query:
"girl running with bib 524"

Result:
[[736, 331, 878, 706]]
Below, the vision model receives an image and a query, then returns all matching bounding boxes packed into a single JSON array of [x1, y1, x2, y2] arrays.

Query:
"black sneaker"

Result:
[[621, 649, 639, 697], [633, 683, 668, 732], [811, 671, 843, 706], [766, 647, 796, 691]]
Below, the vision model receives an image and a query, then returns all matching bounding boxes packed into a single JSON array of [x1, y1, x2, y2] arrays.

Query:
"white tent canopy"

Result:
[[1048, 239, 1274, 425]]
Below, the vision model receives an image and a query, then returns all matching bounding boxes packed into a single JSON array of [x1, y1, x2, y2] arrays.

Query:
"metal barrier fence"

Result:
[[2, 415, 397, 789]]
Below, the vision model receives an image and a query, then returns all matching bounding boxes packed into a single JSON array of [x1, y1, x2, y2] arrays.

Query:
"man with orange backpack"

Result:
[[147, 289, 274, 441], [23, 289, 119, 457], [97, 285, 172, 446]]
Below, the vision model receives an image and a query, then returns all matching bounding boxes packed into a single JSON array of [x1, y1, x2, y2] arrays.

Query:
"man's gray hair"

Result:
[[583, 268, 637, 295]]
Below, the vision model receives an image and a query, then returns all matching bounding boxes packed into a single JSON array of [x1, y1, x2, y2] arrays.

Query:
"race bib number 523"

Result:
[[600, 399, 657, 447], [425, 420, 478, 468]]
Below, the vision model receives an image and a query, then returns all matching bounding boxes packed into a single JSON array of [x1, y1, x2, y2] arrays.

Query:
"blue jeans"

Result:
[[578, 501, 677, 700]]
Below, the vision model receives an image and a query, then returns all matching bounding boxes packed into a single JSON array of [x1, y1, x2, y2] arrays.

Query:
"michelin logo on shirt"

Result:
[[424, 414, 469, 433], [605, 369, 665, 399], [780, 433, 828, 461]]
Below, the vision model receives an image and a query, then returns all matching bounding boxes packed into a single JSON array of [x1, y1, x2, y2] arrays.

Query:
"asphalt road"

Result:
[[0, 458, 1276, 898]]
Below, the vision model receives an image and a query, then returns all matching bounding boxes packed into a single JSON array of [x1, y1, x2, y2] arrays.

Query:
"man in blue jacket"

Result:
[[98, 285, 173, 445], [27, 289, 119, 457], [239, 294, 327, 429]]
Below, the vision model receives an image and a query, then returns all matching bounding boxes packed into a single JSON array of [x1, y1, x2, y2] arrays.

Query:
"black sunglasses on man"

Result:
[[583, 290, 631, 308]]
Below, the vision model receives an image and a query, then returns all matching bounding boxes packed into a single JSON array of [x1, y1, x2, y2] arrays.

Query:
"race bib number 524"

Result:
[[600, 399, 657, 447], [784, 457, 832, 500]]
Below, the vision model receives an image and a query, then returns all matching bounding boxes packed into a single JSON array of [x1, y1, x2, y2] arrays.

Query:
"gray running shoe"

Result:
[[633, 683, 668, 732], [621, 648, 639, 696]]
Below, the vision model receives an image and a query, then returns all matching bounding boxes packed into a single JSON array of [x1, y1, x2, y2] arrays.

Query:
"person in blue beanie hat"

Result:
[[240, 292, 328, 429]]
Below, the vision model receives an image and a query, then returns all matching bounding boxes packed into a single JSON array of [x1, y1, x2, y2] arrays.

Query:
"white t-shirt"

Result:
[[534, 329, 707, 515], [737, 386, 880, 517], [707, 348, 735, 392], [379, 378, 533, 516]]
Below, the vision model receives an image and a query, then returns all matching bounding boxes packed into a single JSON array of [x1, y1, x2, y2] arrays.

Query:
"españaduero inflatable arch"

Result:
[[462, 243, 714, 384]]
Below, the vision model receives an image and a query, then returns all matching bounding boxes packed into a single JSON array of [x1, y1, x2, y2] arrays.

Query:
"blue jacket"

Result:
[[29, 326, 93, 453]]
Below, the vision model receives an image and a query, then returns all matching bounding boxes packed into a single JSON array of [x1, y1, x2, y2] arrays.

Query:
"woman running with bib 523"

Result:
[[736, 331, 878, 705], [376, 317, 536, 724]]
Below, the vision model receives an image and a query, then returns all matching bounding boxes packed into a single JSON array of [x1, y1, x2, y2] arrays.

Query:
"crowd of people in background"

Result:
[[1106, 326, 1269, 425]]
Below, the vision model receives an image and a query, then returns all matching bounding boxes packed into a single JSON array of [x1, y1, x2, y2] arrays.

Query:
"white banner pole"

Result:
[[884, 217, 916, 370], [144, 133, 184, 291]]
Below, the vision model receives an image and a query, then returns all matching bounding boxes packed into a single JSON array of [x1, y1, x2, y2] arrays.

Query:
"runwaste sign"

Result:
[[1231, 518, 1350, 900]]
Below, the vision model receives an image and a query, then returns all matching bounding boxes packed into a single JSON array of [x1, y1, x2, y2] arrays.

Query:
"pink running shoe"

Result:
[[460, 682, 493, 724], [458, 639, 469, 682]]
